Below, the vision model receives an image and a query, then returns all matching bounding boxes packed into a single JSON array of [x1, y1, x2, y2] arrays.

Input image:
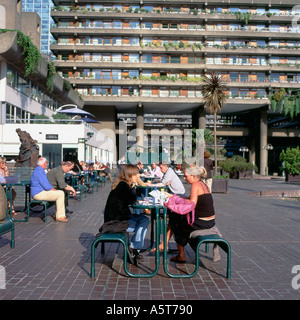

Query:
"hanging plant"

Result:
[[270, 88, 300, 118], [16, 31, 41, 76], [234, 12, 251, 25], [46, 61, 56, 92], [63, 79, 72, 91], [0, 29, 41, 76]]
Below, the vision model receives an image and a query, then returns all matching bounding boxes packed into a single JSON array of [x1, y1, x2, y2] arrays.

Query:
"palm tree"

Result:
[[201, 73, 227, 176]]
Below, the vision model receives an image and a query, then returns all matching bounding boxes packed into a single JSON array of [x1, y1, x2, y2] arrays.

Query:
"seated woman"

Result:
[[103, 164, 149, 261], [0, 157, 17, 215], [167, 164, 222, 263]]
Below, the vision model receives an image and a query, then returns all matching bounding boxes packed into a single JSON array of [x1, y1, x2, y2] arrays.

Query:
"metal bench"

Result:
[[0, 217, 15, 248], [20, 200, 55, 223], [74, 184, 87, 201], [85, 181, 98, 194], [90, 232, 159, 279], [164, 234, 231, 279], [90, 233, 129, 278]]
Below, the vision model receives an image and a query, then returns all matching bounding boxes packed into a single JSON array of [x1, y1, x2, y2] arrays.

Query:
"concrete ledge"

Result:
[[250, 190, 300, 197]]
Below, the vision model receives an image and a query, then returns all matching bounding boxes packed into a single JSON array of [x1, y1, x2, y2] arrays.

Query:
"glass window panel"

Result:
[[113, 37, 122, 45], [129, 53, 139, 63], [112, 70, 121, 79], [113, 21, 122, 29], [112, 54, 122, 62], [129, 37, 139, 46], [130, 21, 139, 29]]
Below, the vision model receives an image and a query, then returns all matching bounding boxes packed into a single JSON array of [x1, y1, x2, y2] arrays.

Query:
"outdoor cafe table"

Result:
[[139, 175, 160, 182], [137, 185, 168, 197], [1, 180, 31, 221], [130, 201, 163, 277], [131, 200, 200, 278]]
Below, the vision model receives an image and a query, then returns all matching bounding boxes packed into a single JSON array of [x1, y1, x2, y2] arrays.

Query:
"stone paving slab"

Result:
[[0, 177, 300, 301]]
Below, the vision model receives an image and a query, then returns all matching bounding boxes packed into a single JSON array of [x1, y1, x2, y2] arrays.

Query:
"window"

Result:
[[143, 22, 153, 29], [92, 54, 102, 62], [93, 70, 101, 79], [112, 54, 121, 62], [102, 54, 111, 62], [111, 86, 121, 95], [113, 37, 122, 45], [129, 70, 139, 78], [142, 88, 152, 96], [129, 37, 139, 46], [170, 88, 179, 97], [143, 37, 152, 45], [94, 20, 102, 28], [230, 73, 239, 82], [161, 55, 169, 64], [130, 21, 139, 29], [103, 21, 112, 28], [270, 73, 279, 82], [113, 21, 122, 29], [143, 6, 153, 12], [103, 38, 111, 45], [112, 70, 121, 79], [129, 54, 139, 63], [171, 56, 180, 63], [6, 66, 15, 87], [143, 54, 152, 63]]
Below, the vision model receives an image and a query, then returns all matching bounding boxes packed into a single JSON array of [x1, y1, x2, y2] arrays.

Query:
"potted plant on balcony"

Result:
[[280, 146, 300, 183]]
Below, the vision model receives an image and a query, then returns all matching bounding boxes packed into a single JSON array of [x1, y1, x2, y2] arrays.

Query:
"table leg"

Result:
[[162, 208, 200, 278], [124, 207, 160, 278]]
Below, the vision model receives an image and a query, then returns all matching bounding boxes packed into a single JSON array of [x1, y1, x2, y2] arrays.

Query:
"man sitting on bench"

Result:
[[30, 157, 68, 223], [47, 161, 76, 215]]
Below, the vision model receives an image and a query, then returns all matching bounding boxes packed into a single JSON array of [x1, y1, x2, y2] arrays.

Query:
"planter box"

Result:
[[221, 169, 252, 180], [212, 178, 228, 194], [286, 174, 300, 183], [238, 170, 253, 180]]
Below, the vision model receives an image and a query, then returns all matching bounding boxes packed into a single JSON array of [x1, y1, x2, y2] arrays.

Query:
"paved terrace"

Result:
[[0, 176, 300, 301]]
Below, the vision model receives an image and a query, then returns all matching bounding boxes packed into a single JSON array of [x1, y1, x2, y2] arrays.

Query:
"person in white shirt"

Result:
[[147, 162, 163, 179], [149, 163, 185, 195]]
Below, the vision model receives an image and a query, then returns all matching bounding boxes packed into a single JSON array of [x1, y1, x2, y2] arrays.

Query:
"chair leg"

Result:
[[101, 242, 105, 253], [205, 243, 209, 253], [44, 205, 47, 223], [11, 228, 15, 248]]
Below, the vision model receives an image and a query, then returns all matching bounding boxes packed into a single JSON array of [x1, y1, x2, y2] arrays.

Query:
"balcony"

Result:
[[51, 6, 299, 25]]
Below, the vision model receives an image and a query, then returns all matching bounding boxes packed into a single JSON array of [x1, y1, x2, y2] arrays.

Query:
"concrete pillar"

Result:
[[83, 105, 117, 163], [136, 104, 144, 150], [249, 138, 256, 168], [260, 107, 268, 175], [192, 105, 206, 129]]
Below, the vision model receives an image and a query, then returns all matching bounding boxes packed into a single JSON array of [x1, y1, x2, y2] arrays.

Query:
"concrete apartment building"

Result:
[[0, 0, 114, 167], [50, 0, 300, 173]]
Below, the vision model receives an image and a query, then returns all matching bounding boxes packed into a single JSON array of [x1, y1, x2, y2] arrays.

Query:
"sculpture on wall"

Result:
[[15, 128, 39, 167]]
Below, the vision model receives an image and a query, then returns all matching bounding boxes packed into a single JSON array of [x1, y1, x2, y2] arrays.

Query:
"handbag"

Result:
[[164, 194, 195, 226]]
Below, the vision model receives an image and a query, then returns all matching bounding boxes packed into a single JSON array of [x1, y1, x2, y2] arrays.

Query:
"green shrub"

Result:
[[280, 146, 300, 175], [219, 155, 257, 177]]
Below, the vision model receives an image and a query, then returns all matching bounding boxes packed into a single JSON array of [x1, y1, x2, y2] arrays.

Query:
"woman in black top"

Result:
[[104, 164, 149, 256], [167, 165, 222, 263]]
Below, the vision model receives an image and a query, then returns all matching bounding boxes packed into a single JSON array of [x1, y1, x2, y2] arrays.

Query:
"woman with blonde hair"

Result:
[[166, 164, 222, 263], [103, 164, 149, 261]]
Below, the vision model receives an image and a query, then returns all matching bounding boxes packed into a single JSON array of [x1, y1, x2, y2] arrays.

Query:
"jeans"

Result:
[[127, 214, 149, 250]]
